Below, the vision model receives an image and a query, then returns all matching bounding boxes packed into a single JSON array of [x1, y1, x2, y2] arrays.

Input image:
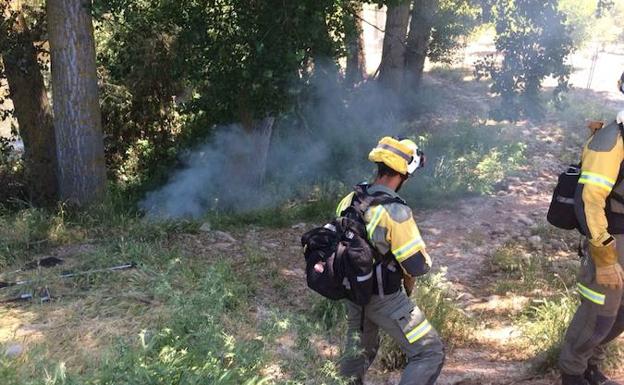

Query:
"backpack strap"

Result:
[[350, 184, 406, 216]]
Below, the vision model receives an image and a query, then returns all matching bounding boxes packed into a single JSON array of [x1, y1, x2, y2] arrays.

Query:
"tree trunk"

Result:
[[2, 15, 58, 204], [405, 0, 438, 89], [345, 4, 366, 86], [378, 2, 410, 91], [47, 0, 106, 206]]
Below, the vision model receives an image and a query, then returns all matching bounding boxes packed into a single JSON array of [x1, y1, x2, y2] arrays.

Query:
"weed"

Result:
[[489, 242, 576, 295], [517, 294, 578, 371], [310, 298, 347, 330]]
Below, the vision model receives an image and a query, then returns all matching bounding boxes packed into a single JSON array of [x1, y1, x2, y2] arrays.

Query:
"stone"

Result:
[[528, 235, 542, 249], [550, 239, 566, 250], [199, 222, 212, 232], [517, 214, 535, 227], [291, 223, 306, 229], [5, 344, 23, 358], [214, 231, 236, 243]]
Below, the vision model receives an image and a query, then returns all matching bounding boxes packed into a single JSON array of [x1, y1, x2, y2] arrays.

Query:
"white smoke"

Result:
[[140, 72, 423, 218]]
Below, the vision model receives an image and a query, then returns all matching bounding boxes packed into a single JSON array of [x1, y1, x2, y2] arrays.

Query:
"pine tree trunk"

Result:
[[47, 0, 106, 206], [345, 4, 366, 86], [405, 0, 438, 89], [378, 2, 410, 91], [2, 15, 58, 204]]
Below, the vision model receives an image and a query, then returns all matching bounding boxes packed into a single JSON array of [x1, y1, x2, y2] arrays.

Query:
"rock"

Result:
[[550, 239, 566, 250], [263, 241, 279, 249], [517, 214, 535, 227], [291, 223, 306, 229], [524, 186, 538, 194], [199, 222, 212, 232], [528, 235, 543, 249], [521, 252, 533, 264], [5, 344, 23, 358], [214, 243, 232, 250], [456, 292, 476, 301], [551, 259, 581, 274], [214, 231, 236, 243]]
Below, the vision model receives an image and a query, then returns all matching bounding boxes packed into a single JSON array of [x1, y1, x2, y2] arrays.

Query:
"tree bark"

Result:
[[47, 0, 107, 206], [405, 0, 438, 89], [345, 4, 366, 86], [378, 2, 411, 91], [2, 14, 58, 204]]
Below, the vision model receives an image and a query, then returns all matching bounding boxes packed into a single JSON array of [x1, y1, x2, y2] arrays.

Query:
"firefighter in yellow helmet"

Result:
[[558, 74, 624, 385], [337, 137, 445, 385]]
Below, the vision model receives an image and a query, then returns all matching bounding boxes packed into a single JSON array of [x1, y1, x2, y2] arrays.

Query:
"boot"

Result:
[[562, 373, 590, 385], [584, 364, 623, 385]]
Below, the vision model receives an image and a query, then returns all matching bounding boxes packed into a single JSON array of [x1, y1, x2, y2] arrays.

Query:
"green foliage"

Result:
[[403, 121, 526, 206], [474, 0, 575, 120], [518, 294, 577, 371], [428, 0, 480, 64], [93, 0, 352, 188], [310, 298, 347, 330], [85, 262, 266, 385]]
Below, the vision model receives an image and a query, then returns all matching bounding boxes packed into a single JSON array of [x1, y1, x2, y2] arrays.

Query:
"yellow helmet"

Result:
[[368, 137, 424, 176]]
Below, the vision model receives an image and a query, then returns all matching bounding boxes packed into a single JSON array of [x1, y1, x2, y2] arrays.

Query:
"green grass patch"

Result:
[[516, 294, 578, 371], [205, 198, 337, 230], [489, 242, 576, 295]]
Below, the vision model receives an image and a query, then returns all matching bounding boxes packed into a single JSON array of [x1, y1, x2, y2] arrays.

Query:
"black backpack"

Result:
[[547, 164, 583, 232], [301, 185, 404, 306]]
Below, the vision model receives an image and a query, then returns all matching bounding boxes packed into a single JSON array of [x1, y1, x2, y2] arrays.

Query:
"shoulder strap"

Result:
[[350, 184, 406, 217]]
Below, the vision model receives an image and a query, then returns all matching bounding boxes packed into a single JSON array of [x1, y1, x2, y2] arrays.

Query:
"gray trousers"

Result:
[[559, 234, 624, 375], [340, 291, 445, 385]]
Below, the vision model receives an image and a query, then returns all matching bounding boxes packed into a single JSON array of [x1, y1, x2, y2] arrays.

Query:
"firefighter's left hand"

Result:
[[403, 274, 416, 297]]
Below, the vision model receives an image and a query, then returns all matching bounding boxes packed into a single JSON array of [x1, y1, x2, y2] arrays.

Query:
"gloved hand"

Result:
[[587, 120, 605, 133], [596, 263, 624, 290], [589, 238, 624, 289], [403, 273, 416, 297]]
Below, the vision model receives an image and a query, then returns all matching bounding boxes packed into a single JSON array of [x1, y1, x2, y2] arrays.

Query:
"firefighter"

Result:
[[337, 137, 445, 385], [558, 76, 624, 385]]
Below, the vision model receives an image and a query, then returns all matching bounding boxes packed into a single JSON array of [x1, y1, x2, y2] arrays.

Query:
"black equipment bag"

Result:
[[547, 164, 582, 231], [301, 185, 404, 306]]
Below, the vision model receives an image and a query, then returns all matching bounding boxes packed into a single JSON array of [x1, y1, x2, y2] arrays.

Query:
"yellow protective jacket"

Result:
[[336, 184, 432, 278], [576, 121, 624, 247]]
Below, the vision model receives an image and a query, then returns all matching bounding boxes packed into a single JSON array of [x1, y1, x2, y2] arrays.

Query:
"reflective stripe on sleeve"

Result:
[[577, 283, 606, 305], [578, 171, 615, 192], [366, 206, 385, 239], [406, 319, 432, 344], [392, 237, 425, 262]]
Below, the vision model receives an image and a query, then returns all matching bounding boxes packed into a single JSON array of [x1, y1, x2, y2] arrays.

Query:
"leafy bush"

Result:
[[403, 121, 526, 206], [0, 136, 25, 205], [475, 0, 574, 120]]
